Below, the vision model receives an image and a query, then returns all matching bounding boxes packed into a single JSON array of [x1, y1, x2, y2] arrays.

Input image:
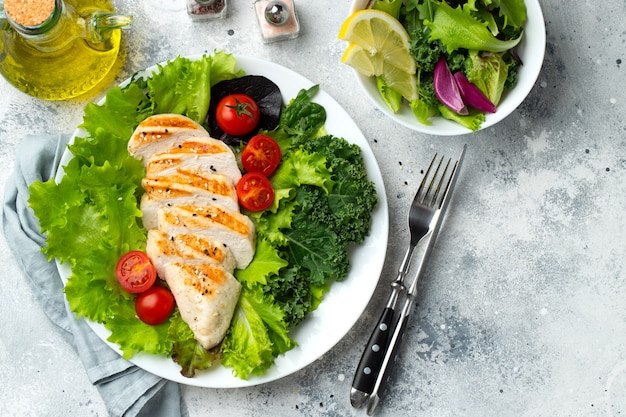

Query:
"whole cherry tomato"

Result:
[[215, 94, 260, 136], [135, 286, 176, 325]]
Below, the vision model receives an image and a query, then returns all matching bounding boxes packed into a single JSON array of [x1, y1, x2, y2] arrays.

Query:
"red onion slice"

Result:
[[433, 57, 468, 115], [453, 72, 497, 113]]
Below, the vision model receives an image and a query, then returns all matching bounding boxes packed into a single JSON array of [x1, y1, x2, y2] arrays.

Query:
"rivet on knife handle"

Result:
[[350, 306, 395, 408]]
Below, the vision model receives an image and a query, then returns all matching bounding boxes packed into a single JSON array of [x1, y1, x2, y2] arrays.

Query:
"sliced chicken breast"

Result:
[[146, 149, 242, 185], [128, 114, 210, 161], [146, 230, 237, 277], [127, 112, 256, 351], [157, 204, 256, 270], [140, 169, 239, 229], [163, 261, 241, 350]]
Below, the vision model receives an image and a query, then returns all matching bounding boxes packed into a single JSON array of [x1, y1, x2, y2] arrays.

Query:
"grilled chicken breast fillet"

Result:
[[163, 262, 242, 350], [128, 113, 210, 161], [157, 204, 256, 270], [146, 149, 241, 185], [146, 229, 238, 277], [128, 113, 257, 350], [140, 169, 239, 229]]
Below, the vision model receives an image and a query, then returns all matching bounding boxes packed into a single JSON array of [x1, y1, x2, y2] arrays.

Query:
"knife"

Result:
[[359, 145, 466, 414]]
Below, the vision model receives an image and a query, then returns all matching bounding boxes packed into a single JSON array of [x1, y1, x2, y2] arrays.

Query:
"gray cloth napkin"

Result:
[[2, 134, 188, 417]]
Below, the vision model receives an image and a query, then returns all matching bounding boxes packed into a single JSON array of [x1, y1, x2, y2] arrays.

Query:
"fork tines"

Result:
[[417, 154, 455, 209]]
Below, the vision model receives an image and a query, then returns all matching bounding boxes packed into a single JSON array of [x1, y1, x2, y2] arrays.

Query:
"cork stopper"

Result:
[[4, 0, 56, 27]]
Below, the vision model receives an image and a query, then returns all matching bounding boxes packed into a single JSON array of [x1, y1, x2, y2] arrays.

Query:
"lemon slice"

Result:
[[339, 9, 417, 100], [341, 43, 384, 76]]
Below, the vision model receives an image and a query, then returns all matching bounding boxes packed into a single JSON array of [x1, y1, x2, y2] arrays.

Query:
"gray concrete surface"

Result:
[[1, 1, 625, 416]]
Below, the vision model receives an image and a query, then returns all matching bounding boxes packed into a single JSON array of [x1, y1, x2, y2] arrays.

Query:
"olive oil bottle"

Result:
[[0, 0, 132, 100]]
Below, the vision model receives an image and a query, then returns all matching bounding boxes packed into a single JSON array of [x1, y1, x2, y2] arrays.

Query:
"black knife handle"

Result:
[[366, 306, 412, 415], [351, 307, 395, 396]]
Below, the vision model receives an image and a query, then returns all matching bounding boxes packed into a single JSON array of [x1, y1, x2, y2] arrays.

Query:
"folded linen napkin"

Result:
[[2, 134, 188, 417]]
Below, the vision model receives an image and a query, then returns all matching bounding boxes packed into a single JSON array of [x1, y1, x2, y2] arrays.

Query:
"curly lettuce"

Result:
[[29, 52, 244, 362], [224, 94, 378, 377]]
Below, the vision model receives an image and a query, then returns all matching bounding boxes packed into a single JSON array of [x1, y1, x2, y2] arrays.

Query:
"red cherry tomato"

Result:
[[215, 94, 260, 136], [135, 286, 176, 325], [236, 172, 275, 212], [115, 251, 157, 294], [241, 134, 282, 176]]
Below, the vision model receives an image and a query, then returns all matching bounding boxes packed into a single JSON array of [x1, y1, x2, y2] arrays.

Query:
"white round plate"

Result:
[[348, 0, 547, 136], [55, 55, 389, 388]]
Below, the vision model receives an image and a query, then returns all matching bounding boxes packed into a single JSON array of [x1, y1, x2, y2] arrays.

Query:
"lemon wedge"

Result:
[[339, 9, 417, 100]]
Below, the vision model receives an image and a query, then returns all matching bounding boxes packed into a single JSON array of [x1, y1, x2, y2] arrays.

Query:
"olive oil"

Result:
[[0, 0, 131, 100]]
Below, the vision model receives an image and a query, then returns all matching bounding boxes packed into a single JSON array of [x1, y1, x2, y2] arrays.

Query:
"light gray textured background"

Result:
[[1, 1, 625, 416]]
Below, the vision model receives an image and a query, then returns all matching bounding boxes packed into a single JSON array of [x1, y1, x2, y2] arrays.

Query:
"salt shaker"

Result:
[[186, 0, 227, 20], [254, 0, 300, 43]]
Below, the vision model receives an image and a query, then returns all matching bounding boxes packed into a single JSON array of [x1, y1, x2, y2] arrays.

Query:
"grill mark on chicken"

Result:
[[180, 262, 228, 296], [127, 114, 210, 159], [142, 170, 234, 200], [165, 140, 227, 155], [157, 205, 255, 270], [148, 230, 233, 266], [137, 115, 200, 129], [176, 205, 251, 235], [145, 153, 241, 184]]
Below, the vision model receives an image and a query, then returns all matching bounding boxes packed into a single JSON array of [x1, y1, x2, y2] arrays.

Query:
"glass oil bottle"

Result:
[[0, 0, 132, 100]]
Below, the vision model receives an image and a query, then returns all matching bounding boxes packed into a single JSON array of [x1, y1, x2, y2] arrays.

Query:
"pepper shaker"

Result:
[[186, 0, 227, 20], [254, 0, 300, 43]]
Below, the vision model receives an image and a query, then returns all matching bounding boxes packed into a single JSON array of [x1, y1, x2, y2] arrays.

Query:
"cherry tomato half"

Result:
[[236, 172, 275, 212], [241, 134, 282, 176], [135, 286, 175, 325], [215, 94, 260, 136], [115, 250, 157, 294]]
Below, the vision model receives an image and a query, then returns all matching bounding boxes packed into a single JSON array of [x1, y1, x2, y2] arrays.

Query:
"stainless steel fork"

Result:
[[350, 145, 466, 411]]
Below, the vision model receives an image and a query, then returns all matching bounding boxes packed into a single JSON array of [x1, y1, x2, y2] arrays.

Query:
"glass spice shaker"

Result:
[[186, 0, 227, 21], [254, 0, 300, 43]]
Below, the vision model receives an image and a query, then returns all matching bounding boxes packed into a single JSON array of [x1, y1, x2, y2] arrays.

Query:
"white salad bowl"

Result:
[[347, 0, 546, 136]]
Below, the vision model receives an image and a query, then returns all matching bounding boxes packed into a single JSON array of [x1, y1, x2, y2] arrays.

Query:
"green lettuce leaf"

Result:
[[235, 238, 288, 286], [106, 300, 172, 359], [81, 82, 151, 141], [372, 0, 403, 19], [221, 286, 293, 379], [438, 105, 485, 131], [426, 1, 522, 53], [169, 311, 221, 378], [376, 75, 403, 113], [148, 52, 243, 123], [487, 0, 527, 29], [465, 50, 510, 106]]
